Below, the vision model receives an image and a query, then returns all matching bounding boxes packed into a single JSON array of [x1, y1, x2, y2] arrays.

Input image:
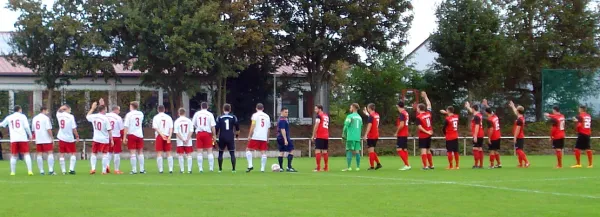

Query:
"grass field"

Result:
[[0, 155, 598, 217]]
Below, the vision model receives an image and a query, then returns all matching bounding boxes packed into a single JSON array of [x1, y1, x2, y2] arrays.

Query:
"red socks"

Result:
[[489, 154, 495, 167], [454, 152, 460, 167], [555, 150, 562, 167], [398, 150, 409, 166], [474, 150, 484, 167], [323, 153, 329, 170], [421, 154, 427, 167], [586, 150, 593, 166], [369, 152, 375, 167], [315, 153, 322, 170], [495, 153, 501, 165], [575, 149, 581, 165], [427, 153, 433, 167], [516, 149, 529, 166], [447, 152, 454, 167]]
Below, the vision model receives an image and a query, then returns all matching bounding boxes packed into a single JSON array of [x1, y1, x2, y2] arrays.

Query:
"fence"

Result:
[[1, 136, 598, 159]]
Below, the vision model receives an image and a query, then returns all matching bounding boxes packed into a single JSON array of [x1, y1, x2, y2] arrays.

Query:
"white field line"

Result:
[[300, 173, 598, 184], [309, 173, 600, 199]]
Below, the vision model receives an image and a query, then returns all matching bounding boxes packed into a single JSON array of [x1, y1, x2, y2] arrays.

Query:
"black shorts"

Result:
[[315, 138, 329, 150], [514, 138, 524, 150], [446, 139, 459, 153], [367, 139, 378, 148], [472, 137, 484, 148], [552, 138, 565, 149], [396, 137, 408, 149], [489, 139, 501, 151], [575, 134, 591, 150], [217, 138, 235, 151], [277, 138, 294, 152], [418, 137, 432, 149]]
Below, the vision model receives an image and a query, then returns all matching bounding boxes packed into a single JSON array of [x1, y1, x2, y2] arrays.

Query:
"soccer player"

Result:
[[123, 101, 145, 174], [544, 106, 565, 168], [362, 103, 382, 170], [484, 106, 502, 168], [32, 107, 55, 175], [174, 108, 194, 174], [192, 102, 217, 172], [440, 106, 459, 169], [465, 102, 484, 169], [396, 102, 411, 170], [312, 105, 330, 172], [0, 105, 34, 176], [153, 105, 174, 174], [56, 105, 80, 175], [86, 101, 113, 175], [246, 103, 271, 173], [215, 104, 240, 173], [416, 91, 434, 170], [509, 101, 529, 168], [276, 107, 297, 172], [571, 105, 593, 168], [106, 105, 124, 174], [342, 103, 363, 171]]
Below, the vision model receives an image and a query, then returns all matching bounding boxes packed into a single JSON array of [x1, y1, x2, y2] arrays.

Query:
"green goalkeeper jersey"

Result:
[[343, 112, 363, 141]]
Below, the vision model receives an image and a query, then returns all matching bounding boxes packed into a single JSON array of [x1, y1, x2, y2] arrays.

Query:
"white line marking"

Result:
[[455, 183, 600, 199]]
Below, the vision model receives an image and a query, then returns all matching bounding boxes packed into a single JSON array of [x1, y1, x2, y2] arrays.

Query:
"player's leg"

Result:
[[177, 147, 185, 173], [245, 140, 255, 172], [426, 148, 434, 169], [314, 147, 322, 172], [277, 139, 285, 171], [217, 141, 225, 172], [67, 142, 77, 174], [583, 135, 593, 168], [228, 142, 236, 172], [166, 146, 173, 173], [286, 140, 296, 172], [136, 138, 146, 173], [9, 143, 18, 175], [90, 142, 98, 174], [259, 141, 268, 172], [47, 148, 55, 175], [35, 144, 45, 175], [493, 140, 501, 168], [553, 139, 563, 168], [207, 146, 215, 172], [197, 148, 205, 172], [186, 147, 194, 173], [127, 135, 138, 174], [354, 141, 361, 170], [156, 136, 164, 173], [23, 145, 33, 175], [343, 141, 353, 171], [101, 145, 110, 174], [445, 140, 453, 169], [113, 138, 122, 174]]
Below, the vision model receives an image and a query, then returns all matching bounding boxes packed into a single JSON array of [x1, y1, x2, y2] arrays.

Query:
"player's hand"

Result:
[[161, 135, 167, 140], [487, 138, 491, 144], [284, 140, 288, 146], [473, 137, 477, 143], [572, 117, 578, 122], [420, 91, 427, 98], [91, 102, 98, 110], [482, 99, 488, 107], [513, 138, 517, 144], [362, 107, 368, 115], [508, 101, 514, 107], [362, 136, 367, 140], [123, 137, 128, 144], [76, 137, 80, 143], [464, 101, 470, 108], [428, 130, 433, 135], [167, 138, 171, 144], [543, 113, 550, 117], [99, 98, 105, 106], [439, 109, 446, 114]]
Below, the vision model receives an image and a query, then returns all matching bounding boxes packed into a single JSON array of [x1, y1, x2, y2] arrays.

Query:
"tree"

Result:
[[429, 0, 506, 102], [6, 0, 117, 113], [498, 0, 600, 120], [270, 0, 413, 112]]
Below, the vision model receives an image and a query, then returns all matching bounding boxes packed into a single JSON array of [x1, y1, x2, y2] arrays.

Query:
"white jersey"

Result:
[[251, 111, 271, 141], [124, 110, 144, 138], [86, 113, 112, 144], [152, 112, 173, 137], [106, 112, 124, 138], [0, 112, 32, 142], [192, 109, 216, 133], [56, 111, 77, 142], [32, 113, 53, 144], [174, 116, 194, 147]]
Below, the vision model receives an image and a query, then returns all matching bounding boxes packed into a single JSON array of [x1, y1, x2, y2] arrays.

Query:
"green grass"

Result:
[[0, 155, 598, 217]]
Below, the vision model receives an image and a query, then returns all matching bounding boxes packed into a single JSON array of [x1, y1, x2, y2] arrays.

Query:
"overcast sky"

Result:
[[0, 0, 442, 54]]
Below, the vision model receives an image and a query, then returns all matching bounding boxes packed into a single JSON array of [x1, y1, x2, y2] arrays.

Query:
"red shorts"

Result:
[[58, 141, 76, 153], [36, 143, 53, 152], [10, 142, 30, 154], [110, 138, 123, 153], [195, 132, 213, 149], [92, 142, 109, 154], [155, 136, 172, 152], [127, 135, 144, 150], [247, 140, 268, 151], [176, 146, 193, 154]]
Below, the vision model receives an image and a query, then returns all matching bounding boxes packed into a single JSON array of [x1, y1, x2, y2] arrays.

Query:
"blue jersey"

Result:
[[216, 113, 239, 140], [277, 117, 290, 141]]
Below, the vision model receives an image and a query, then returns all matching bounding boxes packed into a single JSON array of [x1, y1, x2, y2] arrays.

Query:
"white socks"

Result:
[[60, 157, 66, 173], [157, 156, 164, 172], [69, 155, 76, 171], [246, 151, 253, 168], [114, 154, 121, 171], [90, 155, 97, 171], [187, 156, 193, 172], [37, 156, 44, 173], [48, 154, 54, 173], [138, 154, 145, 172], [102, 154, 109, 173], [197, 153, 204, 172], [10, 156, 16, 174], [208, 154, 214, 171], [178, 156, 185, 172], [24, 154, 32, 172], [130, 154, 137, 173], [260, 154, 267, 172], [167, 156, 173, 172]]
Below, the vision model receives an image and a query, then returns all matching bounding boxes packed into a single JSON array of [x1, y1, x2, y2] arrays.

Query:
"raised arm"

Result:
[[464, 101, 474, 114], [508, 101, 518, 116], [421, 91, 431, 110]]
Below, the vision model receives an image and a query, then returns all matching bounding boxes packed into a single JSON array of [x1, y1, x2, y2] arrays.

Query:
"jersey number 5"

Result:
[[260, 119, 265, 127]]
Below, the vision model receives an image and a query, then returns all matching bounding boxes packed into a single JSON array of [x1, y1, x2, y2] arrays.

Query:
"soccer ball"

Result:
[[271, 164, 281, 172]]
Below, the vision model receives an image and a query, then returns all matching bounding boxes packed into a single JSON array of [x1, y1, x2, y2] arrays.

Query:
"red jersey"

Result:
[[315, 113, 329, 139], [487, 115, 501, 140], [549, 114, 565, 140], [416, 111, 432, 139], [513, 116, 525, 139], [576, 112, 591, 136], [471, 113, 484, 138], [367, 112, 380, 139], [444, 114, 459, 140], [396, 110, 409, 137]]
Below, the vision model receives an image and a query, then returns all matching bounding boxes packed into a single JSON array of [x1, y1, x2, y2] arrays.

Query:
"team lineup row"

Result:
[[0, 91, 594, 176]]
